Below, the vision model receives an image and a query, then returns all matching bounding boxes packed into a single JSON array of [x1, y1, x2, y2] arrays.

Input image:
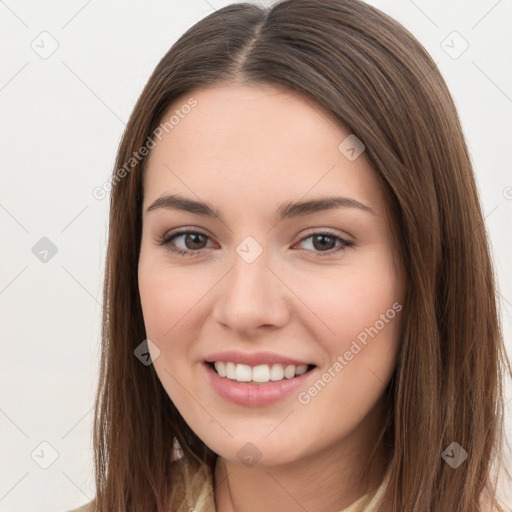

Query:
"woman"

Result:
[[69, 0, 511, 510]]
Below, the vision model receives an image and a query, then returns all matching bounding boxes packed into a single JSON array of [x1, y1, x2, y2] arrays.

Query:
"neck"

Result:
[[213, 405, 390, 512]]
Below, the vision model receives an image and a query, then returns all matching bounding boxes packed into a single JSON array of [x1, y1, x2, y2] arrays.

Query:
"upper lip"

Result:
[[205, 350, 314, 367]]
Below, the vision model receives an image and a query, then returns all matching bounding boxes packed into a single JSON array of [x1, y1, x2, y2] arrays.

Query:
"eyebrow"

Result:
[[145, 193, 376, 221]]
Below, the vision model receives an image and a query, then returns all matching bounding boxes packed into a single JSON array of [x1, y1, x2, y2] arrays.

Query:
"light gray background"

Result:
[[0, 1, 511, 511]]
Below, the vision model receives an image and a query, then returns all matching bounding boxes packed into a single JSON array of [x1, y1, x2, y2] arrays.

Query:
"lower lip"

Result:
[[203, 362, 315, 407]]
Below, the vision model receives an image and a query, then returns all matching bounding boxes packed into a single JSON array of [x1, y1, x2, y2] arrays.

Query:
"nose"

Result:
[[211, 246, 290, 335]]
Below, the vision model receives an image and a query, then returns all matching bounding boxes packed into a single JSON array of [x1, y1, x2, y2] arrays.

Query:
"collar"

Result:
[[171, 455, 391, 512]]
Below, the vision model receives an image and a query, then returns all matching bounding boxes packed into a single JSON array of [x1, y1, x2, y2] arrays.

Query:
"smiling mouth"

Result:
[[206, 361, 316, 384]]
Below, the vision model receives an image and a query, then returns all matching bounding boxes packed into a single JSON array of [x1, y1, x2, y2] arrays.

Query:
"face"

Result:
[[138, 83, 405, 468]]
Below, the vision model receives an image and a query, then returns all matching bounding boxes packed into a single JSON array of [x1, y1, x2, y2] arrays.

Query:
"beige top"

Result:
[[67, 457, 507, 512], [67, 457, 391, 512], [188, 460, 392, 512]]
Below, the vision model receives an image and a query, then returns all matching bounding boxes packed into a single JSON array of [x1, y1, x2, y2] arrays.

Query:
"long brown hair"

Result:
[[92, 1, 511, 510]]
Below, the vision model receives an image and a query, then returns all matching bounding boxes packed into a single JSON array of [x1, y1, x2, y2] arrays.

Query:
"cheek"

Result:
[[137, 249, 208, 341], [295, 264, 402, 430], [304, 260, 402, 346], [138, 256, 202, 407]]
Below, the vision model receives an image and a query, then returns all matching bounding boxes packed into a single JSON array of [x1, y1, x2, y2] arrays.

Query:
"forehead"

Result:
[[150, 83, 346, 158], [142, 84, 385, 217]]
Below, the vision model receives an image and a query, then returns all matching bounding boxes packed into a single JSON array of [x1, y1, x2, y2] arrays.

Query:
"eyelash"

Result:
[[156, 229, 354, 258]]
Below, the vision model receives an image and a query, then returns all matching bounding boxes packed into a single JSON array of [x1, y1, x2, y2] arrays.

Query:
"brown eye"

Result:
[[296, 231, 354, 257], [180, 232, 208, 250], [311, 234, 337, 251], [157, 230, 213, 256]]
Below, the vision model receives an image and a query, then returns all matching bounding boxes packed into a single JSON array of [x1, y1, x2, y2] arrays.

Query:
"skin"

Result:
[[138, 83, 406, 512]]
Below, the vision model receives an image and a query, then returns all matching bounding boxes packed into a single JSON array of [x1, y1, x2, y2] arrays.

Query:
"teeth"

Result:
[[295, 364, 308, 376], [236, 364, 252, 382], [215, 361, 227, 377], [252, 364, 270, 382], [225, 362, 236, 379], [269, 364, 284, 381], [284, 365, 295, 379], [213, 362, 310, 383]]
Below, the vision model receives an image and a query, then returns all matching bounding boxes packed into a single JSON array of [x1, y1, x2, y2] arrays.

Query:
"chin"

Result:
[[199, 430, 309, 469]]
